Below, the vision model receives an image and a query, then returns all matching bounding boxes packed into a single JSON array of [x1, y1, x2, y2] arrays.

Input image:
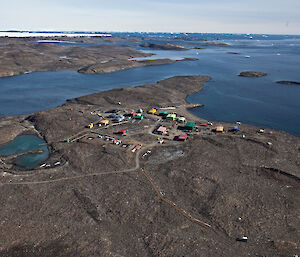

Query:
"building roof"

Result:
[[109, 113, 118, 118], [216, 126, 224, 132], [159, 111, 168, 115], [100, 120, 109, 124], [176, 117, 186, 121], [148, 108, 156, 114], [113, 115, 124, 120], [166, 114, 176, 119], [185, 122, 195, 127], [178, 133, 187, 140], [157, 126, 167, 133]]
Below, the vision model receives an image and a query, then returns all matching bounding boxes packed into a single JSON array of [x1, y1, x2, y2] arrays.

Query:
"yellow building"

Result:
[[216, 126, 224, 133], [88, 123, 94, 128], [100, 120, 109, 126], [148, 108, 157, 114]]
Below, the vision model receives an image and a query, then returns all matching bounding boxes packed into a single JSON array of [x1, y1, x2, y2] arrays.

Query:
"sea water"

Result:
[[0, 33, 299, 137]]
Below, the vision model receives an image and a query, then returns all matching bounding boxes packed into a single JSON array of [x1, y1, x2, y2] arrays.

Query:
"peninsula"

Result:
[[0, 75, 299, 257], [0, 36, 178, 77]]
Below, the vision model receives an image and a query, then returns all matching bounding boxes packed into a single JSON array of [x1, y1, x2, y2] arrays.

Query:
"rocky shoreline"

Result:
[[77, 58, 177, 74], [0, 37, 181, 78]]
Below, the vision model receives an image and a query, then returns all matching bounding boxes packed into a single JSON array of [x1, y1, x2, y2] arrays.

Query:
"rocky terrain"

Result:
[[0, 37, 165, 77], [0, 76, 299, 257], [78, 59, 176, 74], [140, 43, 189, 51], [239, 71, 268, 77], [201, 42, 229, 47]]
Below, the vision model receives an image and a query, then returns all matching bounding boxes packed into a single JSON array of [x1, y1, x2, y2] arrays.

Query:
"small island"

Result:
[[238, 71, 268, 77], [203, 42, 229, 47], [180, 57, 199, 61], [140, 42, 189, 51], [276, 80, 300, 85]]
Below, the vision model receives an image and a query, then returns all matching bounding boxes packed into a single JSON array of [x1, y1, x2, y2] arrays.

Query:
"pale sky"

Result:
[[1, 0, 300, 34]]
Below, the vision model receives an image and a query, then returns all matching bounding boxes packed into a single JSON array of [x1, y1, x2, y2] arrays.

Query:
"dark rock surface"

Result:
[[239, 71, 268, 77], [78, 59, 176, 74], [140, 42, 188, 50], [0, 37, 151, 77], [203, 42, 229, 47], [0, 76, 299, 257], [276, 81, 300, 85], [180, 57, 199, 61]]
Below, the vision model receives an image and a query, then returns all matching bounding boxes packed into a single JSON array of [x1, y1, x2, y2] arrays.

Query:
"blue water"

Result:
[[0, 135, 49, 170], [0, 33, 300, 137]]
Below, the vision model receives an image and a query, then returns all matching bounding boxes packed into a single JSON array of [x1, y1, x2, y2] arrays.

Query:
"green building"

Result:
[[176, 117, 186, 123], [166, 114, 176, 121], [185, 122, 195, 130], [159, 111, 168, 116]]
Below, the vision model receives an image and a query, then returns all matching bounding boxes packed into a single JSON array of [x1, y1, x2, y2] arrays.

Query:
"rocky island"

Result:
[[238, 71, 268, 77], [276, 80, 300, 85], [140, 42, 189, 51], [0, 75, 299, 257]]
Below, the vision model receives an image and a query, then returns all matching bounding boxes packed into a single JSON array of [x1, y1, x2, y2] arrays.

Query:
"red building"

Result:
[[118, 130, 127, 135], [178, 133, 188, 142]]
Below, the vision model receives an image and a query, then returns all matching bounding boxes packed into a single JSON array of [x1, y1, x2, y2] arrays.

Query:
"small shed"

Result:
[[176, 117, 186, 123], [178, 133, 188, 142], [159, 111, 168, 116], [185, 122, 195, 130], [118, 130, 126, 135], [148, 108, 157, 114], [166, 114, 176, 121], [233, 126, 239, 132], [157, 126, 167, 134], [100, 120, 109, 126], [88, 123, 94, 128], [113, 115, 125, 122], [108, 113, 119, 118], [216, 126, 224, 133]]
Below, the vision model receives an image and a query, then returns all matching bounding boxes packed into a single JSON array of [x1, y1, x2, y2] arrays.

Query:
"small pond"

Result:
[[0, 134, 49, 170]]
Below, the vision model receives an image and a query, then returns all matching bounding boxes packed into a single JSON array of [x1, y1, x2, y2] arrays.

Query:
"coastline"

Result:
[[0, 36, 199, 78], [0, 36, 149, 78]]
